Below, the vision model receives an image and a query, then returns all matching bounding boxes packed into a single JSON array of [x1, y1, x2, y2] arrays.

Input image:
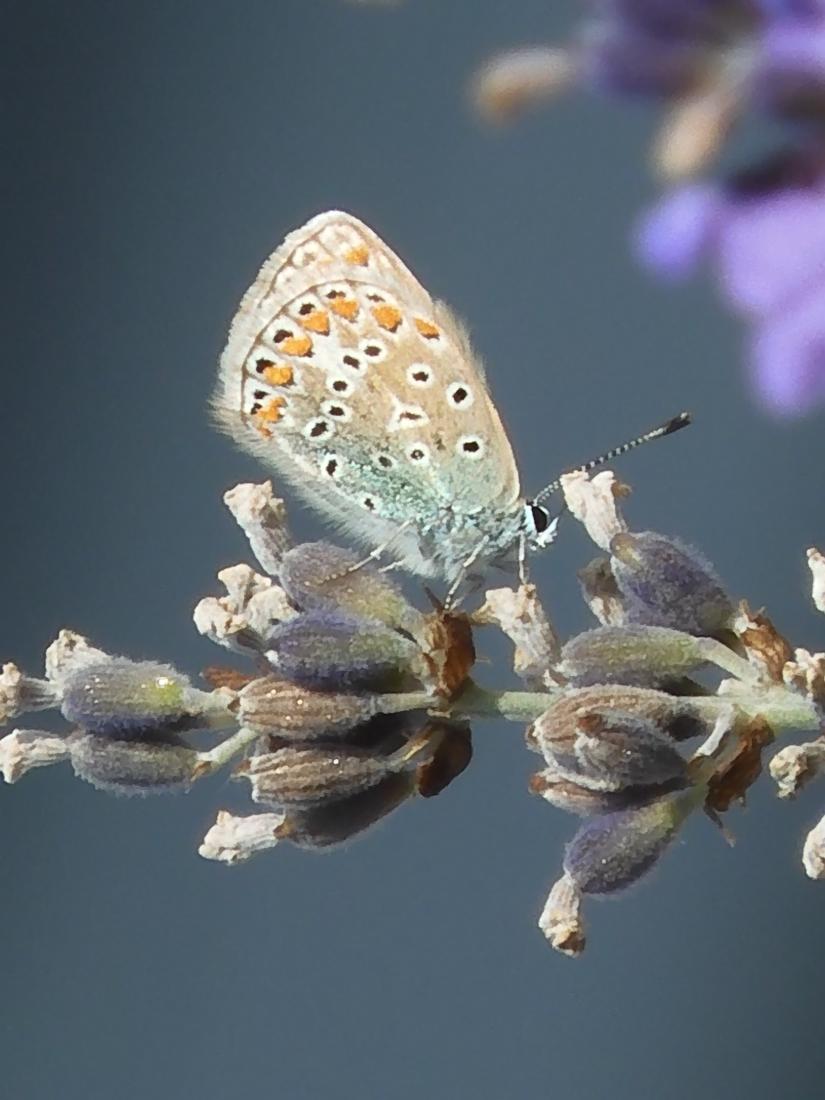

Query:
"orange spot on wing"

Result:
[[344, 245, 369, 266], [329, 297, 359, 321], [372, 304, 402, 332], [415, 318, 440, 339], [280, 334, 313, 357], [262, 364, 294, 386], [257, 396, 287, 423], [301, 309, 330, 335], [256, 425, 273, 439]]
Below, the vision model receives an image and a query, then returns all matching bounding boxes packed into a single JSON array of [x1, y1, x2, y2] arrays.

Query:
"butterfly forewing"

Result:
[[215, 211, 521, 572]]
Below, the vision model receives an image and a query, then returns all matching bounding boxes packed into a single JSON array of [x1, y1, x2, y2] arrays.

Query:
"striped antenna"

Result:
[[532, 412, 692, 505]]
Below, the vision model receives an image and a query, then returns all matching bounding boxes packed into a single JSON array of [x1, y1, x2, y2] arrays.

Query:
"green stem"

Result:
[[695, 638, 760, 684], [196, 725, 260, 773], [450, 679, 820, 735], [449, 681, 562, 722]]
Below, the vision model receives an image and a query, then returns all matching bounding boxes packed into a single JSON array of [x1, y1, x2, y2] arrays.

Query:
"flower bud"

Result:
[[559, 624, 706, 687], [528, 685, 708, 759], [563, 786, 703, 895], [238, 675, 430, 741], [67, 731, 198, 795], [240, 743, 394, 809], [610, 531, 734, 637], [413, 719, 473, 798], [279, 542, 425, 639], [276, 772, 416, 849], [532, 701, 689, 794], [60, 658, 201, 739], [530, 767, 663, 816], [264, 611, 423, 691]]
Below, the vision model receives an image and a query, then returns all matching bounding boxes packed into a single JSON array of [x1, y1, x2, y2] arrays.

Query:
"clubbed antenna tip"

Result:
[[533, 411, 692, 505]]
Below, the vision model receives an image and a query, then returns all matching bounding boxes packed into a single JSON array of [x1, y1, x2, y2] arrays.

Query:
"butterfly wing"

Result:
[[214, 211, 521, 574]]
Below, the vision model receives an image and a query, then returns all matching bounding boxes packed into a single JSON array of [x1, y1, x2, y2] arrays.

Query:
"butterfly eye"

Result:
[[529, 503, 550, 534]]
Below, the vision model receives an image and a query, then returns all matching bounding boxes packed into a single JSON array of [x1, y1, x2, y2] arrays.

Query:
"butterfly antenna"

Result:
[[532, 412, 692, 505]]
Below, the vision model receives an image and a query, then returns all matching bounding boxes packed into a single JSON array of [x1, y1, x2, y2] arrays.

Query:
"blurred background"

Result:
[[3, 2, 824, 1098]]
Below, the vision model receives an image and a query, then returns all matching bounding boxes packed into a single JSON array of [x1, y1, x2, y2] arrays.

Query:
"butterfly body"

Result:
[[215, 211, 555, 584]]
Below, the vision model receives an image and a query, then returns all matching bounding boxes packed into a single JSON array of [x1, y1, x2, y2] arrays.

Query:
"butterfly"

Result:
[[214, 211, 687, 589]]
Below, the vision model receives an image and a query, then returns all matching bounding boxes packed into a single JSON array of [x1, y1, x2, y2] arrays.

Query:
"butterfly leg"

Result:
[[343, 520, 415, 576], [517, 532, 529, 586], [378, 560, 405, 574], [443, 539, 491, 611]]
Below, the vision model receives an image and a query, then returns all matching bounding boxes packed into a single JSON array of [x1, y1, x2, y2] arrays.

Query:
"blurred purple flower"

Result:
[[637, 148, 825, 414], [476, 2, 825, 175], [475, 2, 825, 414], [582, 0, 825, 105]]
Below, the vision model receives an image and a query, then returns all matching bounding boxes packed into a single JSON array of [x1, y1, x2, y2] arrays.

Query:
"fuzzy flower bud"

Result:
[[559, 624, 707, 687], [278, 542, 425, 640], [67, 731, 198, 795], [238, 675, 431, 741], [528, 685, 708, 753], [531, 695, 689, 797], [530, 767, 673, 817], [563, 786, 704, 896], [60, 658, 208, 739], [238, 733, 433, 810], [277, 772, 417, 849], [264, 611, 424, 691], [610, 531, 734, 636]]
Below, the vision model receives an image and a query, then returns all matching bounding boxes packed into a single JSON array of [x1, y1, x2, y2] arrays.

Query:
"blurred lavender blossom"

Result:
[[473, 1, 825, 415], [637, 147, 825, 414]]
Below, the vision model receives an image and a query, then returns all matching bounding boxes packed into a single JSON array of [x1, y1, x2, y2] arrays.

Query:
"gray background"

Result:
[[3, 2, 825, 1098]]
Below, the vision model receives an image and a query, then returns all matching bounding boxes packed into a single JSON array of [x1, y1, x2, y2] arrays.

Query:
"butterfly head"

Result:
[[523, 500, 560, 551]]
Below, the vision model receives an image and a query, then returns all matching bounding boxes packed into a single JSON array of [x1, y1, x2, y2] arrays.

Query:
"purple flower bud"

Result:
[[238, 675, 429, 741], [60, 658, 199, 739], [563, 786, 703, 895], [569, 710, 689, 788], [67, 731, 198, 795], [278, 542, 425, 638], [528, 684, 707, 750], [241, 743, 395, 809], [265, 611, 423, 691], [610, 531, 734, 636], [531, 696, 689, 795], [529, 766, 683, 816], [559, 624, 707, 686], [276, 772, 416, 849]]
